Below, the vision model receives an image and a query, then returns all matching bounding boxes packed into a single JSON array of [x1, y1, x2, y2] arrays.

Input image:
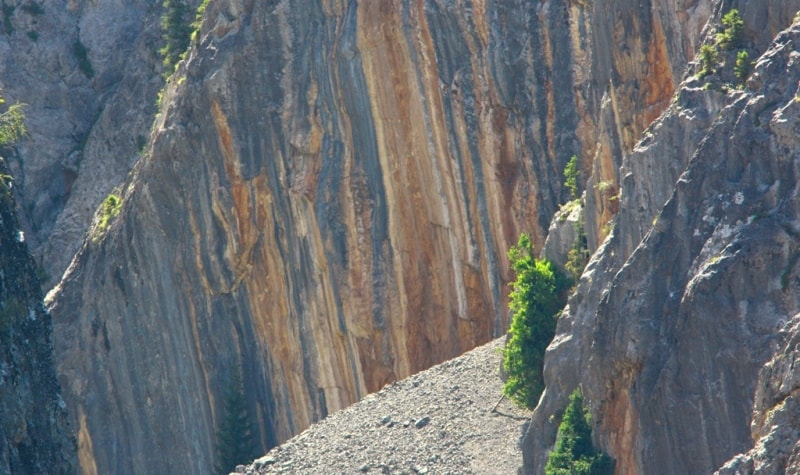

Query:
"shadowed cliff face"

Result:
[[45, 0, 767, 473], [525, 7, 800, 475], [0, 159, 75, 474]]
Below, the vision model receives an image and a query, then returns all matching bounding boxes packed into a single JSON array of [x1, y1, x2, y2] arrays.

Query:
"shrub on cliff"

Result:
[[564, 155, 579, 201], [160, 0, 191, 76], [717, 9, 744, 50], [215, 369, 260, 475], [503, 234, 570, 409], [0, 93, 25, 146], [545, 389, 614, 475]]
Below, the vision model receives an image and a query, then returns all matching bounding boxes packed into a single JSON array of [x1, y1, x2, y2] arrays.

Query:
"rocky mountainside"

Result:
[[41, 0, 718, 473], [0, 159, 74, 474], [525, 8, 800, 475], [0, 0, 792, 474], [0, 0, 187, 287]]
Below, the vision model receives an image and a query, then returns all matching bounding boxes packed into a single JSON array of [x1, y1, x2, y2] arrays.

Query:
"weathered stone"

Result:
[[415, 416, 431, 429], [34, 0, 800, 474], [542, 200, 582, 270], [524, 10, 800, 475], [0, 159, 75, 474]]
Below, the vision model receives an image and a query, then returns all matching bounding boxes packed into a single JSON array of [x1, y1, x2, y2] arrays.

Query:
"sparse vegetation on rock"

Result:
[[545, 389, 613, 475], [717, 9, 744, 50], [503, 234, 570, 409], [160, 0, 192, 76], [0, 93, 25, 146]]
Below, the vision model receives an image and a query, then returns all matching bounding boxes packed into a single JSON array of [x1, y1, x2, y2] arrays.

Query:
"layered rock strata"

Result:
[[43, 0, 757, 473], [525, 10, 800, 475]]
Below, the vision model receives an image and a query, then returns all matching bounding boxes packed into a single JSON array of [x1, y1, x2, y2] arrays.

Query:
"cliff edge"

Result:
[[525, 10, 800, 475]]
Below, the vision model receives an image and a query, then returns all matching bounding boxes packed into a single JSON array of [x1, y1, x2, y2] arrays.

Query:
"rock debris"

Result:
[[241, 338, 529, 474]]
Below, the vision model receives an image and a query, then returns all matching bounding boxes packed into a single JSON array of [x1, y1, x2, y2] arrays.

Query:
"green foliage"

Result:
[[215, 369, 260, 475], [0, 95, 26, 146], [698, 43, 718, 77], [97, 193, 122, 235], [2, 3, 13, 34], [565, 215, 589, 282], [73, 39, 94, 78], [26, 30, 38, 41], [563, 155, 579, 201], [190, 0, 210, 43], [734, 50, 751, 83], [503, 234, 570, 409], [546, 389, 614, 475], [717, 9, 744, 50], [160, 0, 192, 77]]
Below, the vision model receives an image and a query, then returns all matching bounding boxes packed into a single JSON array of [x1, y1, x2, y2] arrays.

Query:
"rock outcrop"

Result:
[[41, 0, 744, 473], [525, 7, 800, 475], [0, 159, 74, 474], [0, 0, 206, 287]]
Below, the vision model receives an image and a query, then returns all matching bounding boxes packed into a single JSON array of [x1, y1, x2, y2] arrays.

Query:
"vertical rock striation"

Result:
[[49, 0, 574, 472], [525, 7, 800, 475], [0, 159, 74, 474], [42, 0, 792, 473]]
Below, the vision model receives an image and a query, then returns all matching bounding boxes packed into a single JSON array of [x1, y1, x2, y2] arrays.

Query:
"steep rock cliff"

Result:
[[0, 160, 74, 474], [0, 0, 203, 286], [525, 9, 800, 475], [43, 0, 759, 473]]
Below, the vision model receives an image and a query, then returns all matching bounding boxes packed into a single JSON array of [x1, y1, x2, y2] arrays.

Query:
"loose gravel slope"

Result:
[[242, 338, 530, 475]]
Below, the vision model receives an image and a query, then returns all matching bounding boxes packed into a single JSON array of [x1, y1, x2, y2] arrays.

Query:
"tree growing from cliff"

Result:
[[160, 0, 192, 76], [215, 369, 260, 475], [503, 234, 570, 409], [564, 155, 580, 201], [0, 93, 25, 146], [545, 389, 614, 475], [717, 9, 744, 50]]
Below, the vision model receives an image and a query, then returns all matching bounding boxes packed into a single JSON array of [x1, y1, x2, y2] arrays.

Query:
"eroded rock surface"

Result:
[[525, 10, 800, 475], [0, 159, 74, 474], [42, 0, 781, 473]]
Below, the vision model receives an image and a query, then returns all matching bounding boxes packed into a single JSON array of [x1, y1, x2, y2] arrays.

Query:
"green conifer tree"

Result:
[[160, 0, 191, 75], [546, 389, 614, 475], [503, 234, 570, 409], [0, 93, 25, 146], [214, 369, 260, 475]]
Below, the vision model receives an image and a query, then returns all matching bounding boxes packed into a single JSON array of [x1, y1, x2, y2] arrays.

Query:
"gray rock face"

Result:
[[542, 200, 582, 270], [0, 159, 74, 474], [524, 9, 800, 475], [0, 0, 203, 287]]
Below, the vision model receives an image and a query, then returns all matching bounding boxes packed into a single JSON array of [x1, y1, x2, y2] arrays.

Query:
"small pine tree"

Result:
[[564, 155, 580, 201], [698, 43, 718, 77], [565, 216, 589, 282], [0, 93, 25, 146], [734, 50, 751, 83], [503, 234, 570, 409], [215, 369, 260, 475], [160, 0, 192, 76], [717, 9, 744, 50], [546, 389, 614, 475]]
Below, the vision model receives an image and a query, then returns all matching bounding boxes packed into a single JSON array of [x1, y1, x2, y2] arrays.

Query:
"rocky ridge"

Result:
[[525, 8, 800, 475], [44, 0, 720, 472]]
